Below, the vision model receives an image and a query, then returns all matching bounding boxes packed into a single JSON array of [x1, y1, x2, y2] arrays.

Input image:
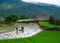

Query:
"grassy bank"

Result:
[[38, 21, 60, 28], [0, 30, 60, 43], [0, 23, 28, 31]]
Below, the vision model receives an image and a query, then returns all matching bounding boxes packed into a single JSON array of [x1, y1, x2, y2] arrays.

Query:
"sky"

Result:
[[22, 0, 60, 6]]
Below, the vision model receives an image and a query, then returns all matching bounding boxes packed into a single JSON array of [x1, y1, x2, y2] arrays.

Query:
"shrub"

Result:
[[20, 14, 29, 19], [5, 14, 18, 23]]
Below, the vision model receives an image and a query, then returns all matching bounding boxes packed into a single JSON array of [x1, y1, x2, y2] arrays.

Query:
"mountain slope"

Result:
[[0, 0, 60, 19]]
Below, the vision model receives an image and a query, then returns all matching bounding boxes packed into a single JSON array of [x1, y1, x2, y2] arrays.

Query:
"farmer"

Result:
[[16, 27, 18, 35], [21, 27, 24, 33]]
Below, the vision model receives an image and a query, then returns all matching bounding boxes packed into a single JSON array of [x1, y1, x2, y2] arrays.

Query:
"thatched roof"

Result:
[[32, 14, 49, 20]]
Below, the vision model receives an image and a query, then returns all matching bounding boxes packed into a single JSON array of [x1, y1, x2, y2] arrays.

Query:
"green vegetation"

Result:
[[0, 14, 29, 31], [20, 14, 29, 19], [38, 21, 60, 28], [0, 30, 60, 43], [5, 14, 18, 23], [4, 14, 29, 23]]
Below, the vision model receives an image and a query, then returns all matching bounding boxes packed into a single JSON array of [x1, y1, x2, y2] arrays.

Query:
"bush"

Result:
[[20, 14, 29, 19], [5, 14, 18, 23]]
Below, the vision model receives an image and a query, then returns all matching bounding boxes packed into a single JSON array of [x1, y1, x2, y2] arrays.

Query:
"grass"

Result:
[[38, 21, 60, 28], [0, 30, 60, 43], [0, 23, 28, 31]]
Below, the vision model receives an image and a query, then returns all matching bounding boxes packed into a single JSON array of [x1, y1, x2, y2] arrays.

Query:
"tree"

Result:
[[49, 16, 55, 24], [5, 14, 18, 23], [20, 14, 29, 19]]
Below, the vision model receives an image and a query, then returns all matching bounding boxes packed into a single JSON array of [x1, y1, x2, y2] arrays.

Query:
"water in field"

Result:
[[0, 23, 43, 40]]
